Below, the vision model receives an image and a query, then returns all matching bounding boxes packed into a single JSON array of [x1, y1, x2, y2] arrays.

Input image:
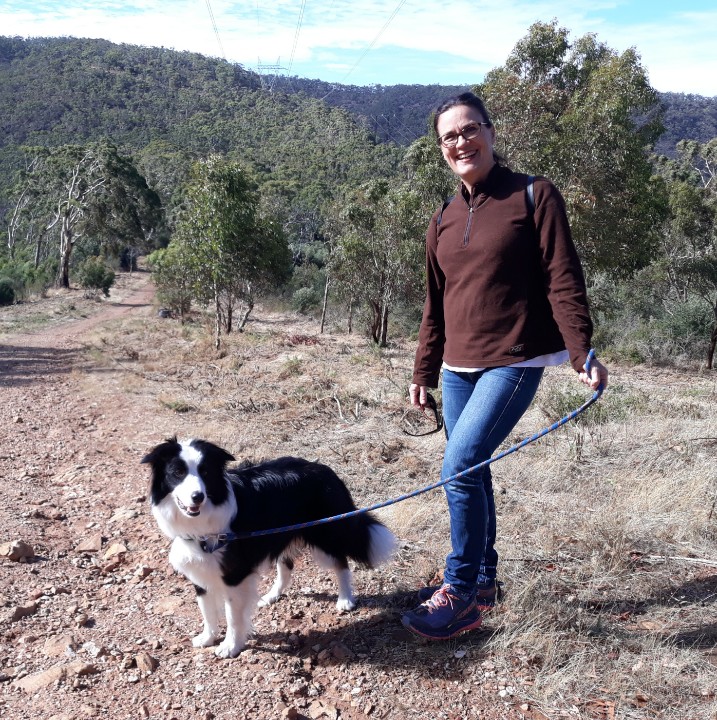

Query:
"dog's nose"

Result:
[[191, 491, 205, 505]]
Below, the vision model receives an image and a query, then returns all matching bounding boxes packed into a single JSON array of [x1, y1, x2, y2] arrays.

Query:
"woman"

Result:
[[402, 92, 608, 640]]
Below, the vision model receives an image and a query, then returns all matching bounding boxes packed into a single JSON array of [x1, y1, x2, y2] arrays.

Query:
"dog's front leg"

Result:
[[215, 574, 260, 658], [192, 585, 222, 648]]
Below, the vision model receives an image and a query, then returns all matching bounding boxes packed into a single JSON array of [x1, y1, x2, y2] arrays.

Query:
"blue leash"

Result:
[[228, 350, 604, 541]]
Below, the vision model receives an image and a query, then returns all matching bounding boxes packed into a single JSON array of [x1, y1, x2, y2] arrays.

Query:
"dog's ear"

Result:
[[191, 440, 235, 465], [141, 437, 180, 465]]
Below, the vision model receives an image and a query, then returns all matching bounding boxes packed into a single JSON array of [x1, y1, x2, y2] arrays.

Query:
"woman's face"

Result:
[[436, 104, 496, 191]]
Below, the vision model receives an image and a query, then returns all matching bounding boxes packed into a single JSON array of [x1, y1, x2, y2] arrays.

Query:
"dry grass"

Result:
[[92, 301, 716, 718], [7, 282, 715, 719]]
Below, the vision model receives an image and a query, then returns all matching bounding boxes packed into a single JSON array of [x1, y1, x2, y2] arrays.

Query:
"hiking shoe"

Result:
[[417, 579, 503, 611], [402, 584, 482, 640]]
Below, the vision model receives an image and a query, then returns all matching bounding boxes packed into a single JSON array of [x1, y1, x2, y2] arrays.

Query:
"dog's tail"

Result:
[[365, 519, 398, 568]]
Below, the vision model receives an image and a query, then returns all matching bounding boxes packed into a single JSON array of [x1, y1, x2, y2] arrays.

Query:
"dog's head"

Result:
[[141, 438, 236, 535]]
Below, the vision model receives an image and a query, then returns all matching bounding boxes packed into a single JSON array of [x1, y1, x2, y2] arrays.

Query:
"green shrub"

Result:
[[292, 286, 321, 313], [0, 277, 15, 306], [77, 257, 115, 297], [538, 381, 649, 427], [148, 247, 192, 318]]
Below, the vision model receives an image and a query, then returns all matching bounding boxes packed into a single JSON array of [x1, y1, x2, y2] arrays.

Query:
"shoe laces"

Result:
[[424, 585, 460, 614]]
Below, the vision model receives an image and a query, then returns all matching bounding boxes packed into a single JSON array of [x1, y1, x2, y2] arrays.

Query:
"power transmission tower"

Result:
[[257, 58, 287, 92]]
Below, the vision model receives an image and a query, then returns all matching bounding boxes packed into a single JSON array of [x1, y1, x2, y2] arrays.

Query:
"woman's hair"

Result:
[[432, 92, 506, 166], [432, 92, 493, 136]]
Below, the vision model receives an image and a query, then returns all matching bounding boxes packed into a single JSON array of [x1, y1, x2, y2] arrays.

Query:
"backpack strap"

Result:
[[436, 195, 454, 227], [526, 175, 535, 214]]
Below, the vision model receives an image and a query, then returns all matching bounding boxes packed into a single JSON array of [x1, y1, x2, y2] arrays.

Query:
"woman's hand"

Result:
[[409, 383, 431, 411], [579, 356, 608, 391]]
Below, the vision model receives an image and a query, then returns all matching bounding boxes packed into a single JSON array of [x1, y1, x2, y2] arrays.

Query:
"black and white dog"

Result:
[[141, 438, 396, 658]]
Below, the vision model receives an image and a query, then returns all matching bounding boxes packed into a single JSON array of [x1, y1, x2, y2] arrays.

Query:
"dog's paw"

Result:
[[336, 597, 356, 613], [214, 639, 244, 659], [258, 591, 282, 607], [192, 631, 220, 648]]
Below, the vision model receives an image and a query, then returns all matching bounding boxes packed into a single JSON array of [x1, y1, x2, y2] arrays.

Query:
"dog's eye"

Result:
[[167, 459, 188, 480]]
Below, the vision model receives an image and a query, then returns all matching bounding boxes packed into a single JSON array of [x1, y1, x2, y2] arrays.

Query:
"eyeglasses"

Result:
[[437, 122, 490, 148]]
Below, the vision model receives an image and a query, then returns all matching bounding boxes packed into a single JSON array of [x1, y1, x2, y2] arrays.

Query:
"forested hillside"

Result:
[[261, 76, 468, 144], [2, 36, 716, 159], [0, 36, 402, 209], [270, 76, 717, 155], [655, 92, 717, 156]]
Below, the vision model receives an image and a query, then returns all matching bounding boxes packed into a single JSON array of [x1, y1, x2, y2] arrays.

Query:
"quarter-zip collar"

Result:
[[457, 163, 499, 247]]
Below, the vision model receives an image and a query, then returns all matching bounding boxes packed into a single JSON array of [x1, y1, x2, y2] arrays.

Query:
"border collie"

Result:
[[141, 438, 396, 658]]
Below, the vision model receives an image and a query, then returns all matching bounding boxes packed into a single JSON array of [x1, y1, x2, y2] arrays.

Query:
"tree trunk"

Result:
[[379, 304, 389, 347], [34, 229, 43, 269], [237, 300, 254, 332], [224, 294, 234, 334], [369, 300, 381, 344], [347, 300, 353, 334], [320, 276, 330, 334], [707, 302, 717, 370], [58, 213, 73, 289], [213, 283, 222, 351]]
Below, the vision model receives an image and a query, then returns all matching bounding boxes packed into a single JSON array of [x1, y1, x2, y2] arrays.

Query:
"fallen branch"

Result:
[[333, 394, 345, 421], [644, 555, 717, 567]]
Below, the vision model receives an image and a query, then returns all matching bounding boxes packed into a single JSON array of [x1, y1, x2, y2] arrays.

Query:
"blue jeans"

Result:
[[441, 366, 544, 596]]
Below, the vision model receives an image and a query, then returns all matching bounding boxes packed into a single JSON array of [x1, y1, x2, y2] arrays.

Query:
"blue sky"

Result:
[[1, 0, 716, 96]]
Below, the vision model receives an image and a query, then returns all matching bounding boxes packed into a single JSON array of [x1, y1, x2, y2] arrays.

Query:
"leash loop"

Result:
[[233, 350, 604, 540]]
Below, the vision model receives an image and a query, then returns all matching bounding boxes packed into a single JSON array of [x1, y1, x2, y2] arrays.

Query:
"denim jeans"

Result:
[[441, 366, 544, 596]]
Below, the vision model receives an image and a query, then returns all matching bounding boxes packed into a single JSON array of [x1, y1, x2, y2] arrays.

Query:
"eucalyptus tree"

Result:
[[654, 139, 717, 367], [402, 134, 455, 210], [477, 20, 667, 276], [11, 141, 160, 288], [170, 155, 290, 349], [328, 179, 426, 346]]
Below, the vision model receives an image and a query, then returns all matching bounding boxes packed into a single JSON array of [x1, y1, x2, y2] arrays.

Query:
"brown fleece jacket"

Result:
[[413, 164, 593, 388]]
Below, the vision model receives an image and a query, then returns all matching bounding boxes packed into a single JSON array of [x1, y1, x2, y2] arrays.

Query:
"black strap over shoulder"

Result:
[[526, 175, 535, 214], [436, 195, 454, 227]]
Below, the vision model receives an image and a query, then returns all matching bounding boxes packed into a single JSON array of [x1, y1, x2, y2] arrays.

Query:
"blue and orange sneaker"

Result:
[[402, 584, 483, 640], [417, 579, 503, 612]]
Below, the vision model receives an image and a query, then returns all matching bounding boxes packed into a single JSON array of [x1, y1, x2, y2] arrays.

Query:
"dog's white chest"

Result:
[[169, 538, 223, 590]]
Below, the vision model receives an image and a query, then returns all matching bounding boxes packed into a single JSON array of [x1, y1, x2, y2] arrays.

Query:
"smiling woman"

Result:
[[402, 90, 608, 641]]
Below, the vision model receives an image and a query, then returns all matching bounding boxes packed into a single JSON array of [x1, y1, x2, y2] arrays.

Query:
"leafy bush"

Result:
[[147, 246, 192, 318], [0, 249, 57, 299], [292, 286, 321, 313], [0, 277, 15, 306], [77, 257, 115, 297], [538, 381, 649, 427], [590, 271, 712, 365]]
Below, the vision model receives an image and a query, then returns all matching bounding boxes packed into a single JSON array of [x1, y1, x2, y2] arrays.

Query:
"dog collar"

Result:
[[197, 532, 237, 553]]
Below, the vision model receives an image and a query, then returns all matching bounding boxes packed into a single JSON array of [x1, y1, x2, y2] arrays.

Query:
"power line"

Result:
[[320, 0, 408, 101], [286, 0, 307, 76], [204, 0, 226, 60]]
